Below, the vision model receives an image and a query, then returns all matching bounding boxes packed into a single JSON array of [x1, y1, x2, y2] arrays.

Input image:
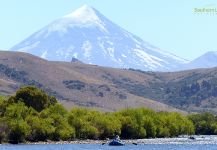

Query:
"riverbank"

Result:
[[22, 135, 217, 145]]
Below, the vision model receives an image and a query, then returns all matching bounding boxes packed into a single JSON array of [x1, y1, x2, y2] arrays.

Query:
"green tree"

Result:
[[79, 124, 99, 139], [7, 119, 30, 144], [26, 116, 54, 141], [93, 114, 121, 139], [0, 95, 8, 117], [118, 108, 148, 139], [143, 116, 156, 138], [4, 102, 30, 120], [68, 108, 100, 139], [0, 118, 8, 143], [10, 86, 57, 112], [120, 116, 143, 139], [188, 112, 215, 135], [3, 102, 31, 143], [40, 104, 75, 141]]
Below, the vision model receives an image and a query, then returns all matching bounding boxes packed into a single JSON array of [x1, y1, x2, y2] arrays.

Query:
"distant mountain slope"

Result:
[[10, 5, 187, 71], [183, 51, 217, 70], [122, 68, 217, 113], [0, 50, 182, 112]]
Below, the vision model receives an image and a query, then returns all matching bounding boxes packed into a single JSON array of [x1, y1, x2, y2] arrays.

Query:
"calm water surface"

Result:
[[0, 144, 217, 150]]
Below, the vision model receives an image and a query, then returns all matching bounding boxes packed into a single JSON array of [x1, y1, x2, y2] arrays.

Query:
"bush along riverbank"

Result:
[[0, 86, 216, 144]]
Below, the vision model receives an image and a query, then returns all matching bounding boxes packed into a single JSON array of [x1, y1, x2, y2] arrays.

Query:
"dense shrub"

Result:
[[188, 112, 216, 135], [0, 86, 216, 143], [0, 118, 8, 143], [7, 119, 30, 144]]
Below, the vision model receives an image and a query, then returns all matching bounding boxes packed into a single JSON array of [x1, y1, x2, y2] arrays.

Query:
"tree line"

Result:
[[0, 86, 216, 143]]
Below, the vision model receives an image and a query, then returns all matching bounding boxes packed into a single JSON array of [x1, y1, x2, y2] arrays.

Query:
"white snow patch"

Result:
[[107, 47, 115, 58], [82, 41, 92, 58], [64, 5, 98, 21], [73, 53, 78, 58], [55, 46, 75, 59], [64, 46, 75, 58], [133, 49, 164, 68], [41, 50, 47, 59], [132, 37, 142, 45], [44, 5, 109, 37], [56, 49, 63, 57], [123, 30, 142, 45], [123, 30, 132, 38], [142, 43, 189, 63], [45, 22, 68, 38], [136, 44, 141, 48], [107, 41, 114, 46], [154, 48, 189, 63], [97, 38, 107, 55], [121, 54, 127, 58], [63, 5, 107, 32]]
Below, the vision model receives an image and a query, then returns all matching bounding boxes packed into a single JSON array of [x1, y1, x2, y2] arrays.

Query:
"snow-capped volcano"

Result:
[[11, 5, 188, 71]]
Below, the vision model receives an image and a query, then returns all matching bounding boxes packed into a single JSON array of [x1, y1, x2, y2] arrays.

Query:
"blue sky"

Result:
[[0, 0, 217, 60]]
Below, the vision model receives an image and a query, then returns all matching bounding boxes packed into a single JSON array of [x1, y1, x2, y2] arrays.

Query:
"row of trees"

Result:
[[0, 86, 214, 143], [188, 112, 217, 135]]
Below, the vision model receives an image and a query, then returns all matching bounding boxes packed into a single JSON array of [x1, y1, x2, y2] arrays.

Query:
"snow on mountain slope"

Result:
[[11, 5, 188, 71]]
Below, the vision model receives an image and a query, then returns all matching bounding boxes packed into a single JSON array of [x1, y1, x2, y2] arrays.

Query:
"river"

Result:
[[0, 144, 216, 150], [1, 135, 217, 150]]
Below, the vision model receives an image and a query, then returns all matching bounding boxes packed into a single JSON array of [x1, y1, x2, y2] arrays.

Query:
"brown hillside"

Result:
[[0, 51, 182, 113], [2, 51, 217, 113]]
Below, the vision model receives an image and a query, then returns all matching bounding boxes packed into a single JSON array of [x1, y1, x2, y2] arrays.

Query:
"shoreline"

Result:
[[14, 136, 217, 145]]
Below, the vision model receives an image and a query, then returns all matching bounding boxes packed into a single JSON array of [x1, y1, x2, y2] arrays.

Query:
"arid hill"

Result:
[[1, 51, 217, 113]]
